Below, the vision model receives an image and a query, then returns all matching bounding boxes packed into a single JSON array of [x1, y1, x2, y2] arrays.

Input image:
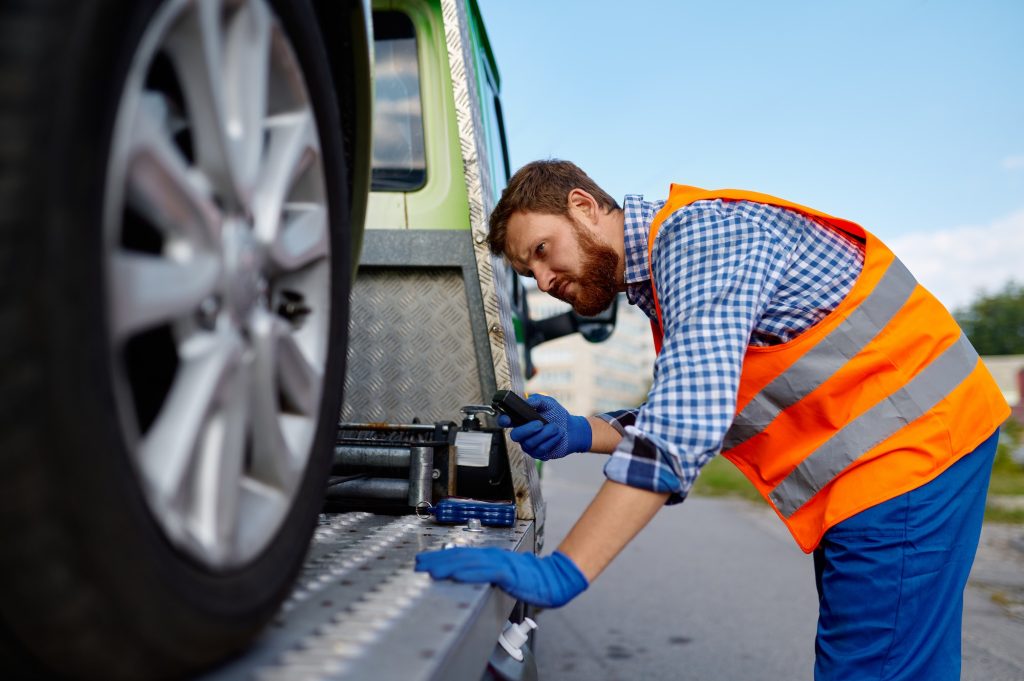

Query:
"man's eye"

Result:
[[536, 243, 545, 255]]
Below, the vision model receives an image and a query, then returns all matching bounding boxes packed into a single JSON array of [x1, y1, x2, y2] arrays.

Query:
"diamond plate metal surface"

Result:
[[440, 0, 543, 531], [340, 267, 481, 424], [196, 512, 534, 681]]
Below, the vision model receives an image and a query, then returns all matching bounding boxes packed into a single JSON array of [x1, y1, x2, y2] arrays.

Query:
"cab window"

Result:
[[485, 93, 511, 191], [371, 11, 426, 191]]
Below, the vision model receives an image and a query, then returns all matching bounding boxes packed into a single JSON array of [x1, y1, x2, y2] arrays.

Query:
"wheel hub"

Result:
[[222, 218, 267, 327]]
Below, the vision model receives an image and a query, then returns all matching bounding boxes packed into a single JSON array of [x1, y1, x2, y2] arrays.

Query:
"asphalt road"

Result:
[[534, 453, 1024, 681]]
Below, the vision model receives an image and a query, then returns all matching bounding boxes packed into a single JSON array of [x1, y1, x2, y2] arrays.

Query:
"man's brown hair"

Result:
[[487, 160, 620, 256]]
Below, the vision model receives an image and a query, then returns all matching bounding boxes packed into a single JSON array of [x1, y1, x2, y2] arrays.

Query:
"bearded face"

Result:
[[562, 218, 620, 316], [503, 206, 622, 316]]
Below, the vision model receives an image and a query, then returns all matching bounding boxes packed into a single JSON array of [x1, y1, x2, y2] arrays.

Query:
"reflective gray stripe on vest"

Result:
[[769, 333, 978, 517], [723, 257, 917, 451]]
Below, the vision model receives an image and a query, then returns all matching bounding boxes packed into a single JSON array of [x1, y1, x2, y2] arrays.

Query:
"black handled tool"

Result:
[[491, 390, 548, 427]]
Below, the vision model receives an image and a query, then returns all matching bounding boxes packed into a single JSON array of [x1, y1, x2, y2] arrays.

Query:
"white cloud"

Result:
[[1002, 155, 1024, 171], [887, 209, 1024, 311]]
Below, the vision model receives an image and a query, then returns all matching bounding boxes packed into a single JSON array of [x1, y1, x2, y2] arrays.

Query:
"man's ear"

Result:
[[567, 188, 599, 226]]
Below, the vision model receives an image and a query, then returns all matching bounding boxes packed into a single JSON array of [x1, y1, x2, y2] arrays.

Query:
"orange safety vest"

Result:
[[646, 184, 1009, 552]]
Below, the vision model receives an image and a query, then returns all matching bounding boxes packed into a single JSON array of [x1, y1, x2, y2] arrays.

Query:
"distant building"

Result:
[[978, 355, 1024, 463], [980, 355, 1024, 423], [527, 291, 656, 417]]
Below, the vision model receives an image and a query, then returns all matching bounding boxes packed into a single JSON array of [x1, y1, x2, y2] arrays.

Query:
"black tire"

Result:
[[0, 1, 352, 679]]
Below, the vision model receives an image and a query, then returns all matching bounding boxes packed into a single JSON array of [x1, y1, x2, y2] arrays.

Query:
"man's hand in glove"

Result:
[[414, 548, 588, 608], [497, 394, 592, 460]]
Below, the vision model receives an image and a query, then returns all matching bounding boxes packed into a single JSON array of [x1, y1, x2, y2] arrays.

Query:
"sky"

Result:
[[476, 0, 1024, 310]]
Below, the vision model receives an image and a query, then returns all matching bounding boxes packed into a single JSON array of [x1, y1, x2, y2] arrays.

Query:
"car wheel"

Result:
[[0, 0, 351, 678]]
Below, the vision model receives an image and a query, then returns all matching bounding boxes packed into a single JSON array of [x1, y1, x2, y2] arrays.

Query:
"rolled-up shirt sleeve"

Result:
[[602, 200, 790, 503], [596, 408, 640, 436]]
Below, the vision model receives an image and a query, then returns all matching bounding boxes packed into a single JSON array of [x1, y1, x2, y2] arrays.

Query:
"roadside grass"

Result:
[[691, 456, 762, 503], [986, 421, 1024, 523], [693, 421, 1024, 525], [986, 507, 1024, 523], [990, 448, 1024, 496]]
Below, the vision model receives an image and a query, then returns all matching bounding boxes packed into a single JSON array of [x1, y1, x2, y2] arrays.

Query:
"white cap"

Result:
[[497, 618, 538, 662]]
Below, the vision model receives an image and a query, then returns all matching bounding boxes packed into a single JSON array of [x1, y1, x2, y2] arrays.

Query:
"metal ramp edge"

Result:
[[197, 512, 533, 681]]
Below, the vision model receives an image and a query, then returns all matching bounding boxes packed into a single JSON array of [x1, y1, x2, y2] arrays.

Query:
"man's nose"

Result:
[[536, 267, 556, 293]]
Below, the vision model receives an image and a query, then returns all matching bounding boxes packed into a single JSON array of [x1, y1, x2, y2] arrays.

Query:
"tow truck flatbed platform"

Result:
[[198, 513, 534, 681]]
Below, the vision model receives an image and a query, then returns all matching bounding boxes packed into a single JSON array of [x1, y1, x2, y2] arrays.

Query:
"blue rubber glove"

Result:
[[415, 547, 588, 608], [496, 394, 592, 460]]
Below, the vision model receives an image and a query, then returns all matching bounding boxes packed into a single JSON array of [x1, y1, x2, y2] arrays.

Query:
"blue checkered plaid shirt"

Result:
[[600, 194, 864, 503]]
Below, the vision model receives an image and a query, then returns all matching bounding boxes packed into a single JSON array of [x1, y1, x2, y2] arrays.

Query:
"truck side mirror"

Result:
[[525, 295, 619, 349], [507, 269, 620, 376], [572, 296, 617, 343]]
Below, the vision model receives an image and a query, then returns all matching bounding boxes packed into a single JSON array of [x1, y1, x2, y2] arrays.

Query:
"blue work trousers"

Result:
[[813, 429, 999, 681]]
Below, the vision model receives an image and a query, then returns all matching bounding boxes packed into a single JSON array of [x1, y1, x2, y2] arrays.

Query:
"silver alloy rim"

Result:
[[103, 0, 331, 569]]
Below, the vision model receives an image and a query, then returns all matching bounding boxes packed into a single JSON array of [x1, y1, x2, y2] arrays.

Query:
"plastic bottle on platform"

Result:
[[484, 617, 538, 681]]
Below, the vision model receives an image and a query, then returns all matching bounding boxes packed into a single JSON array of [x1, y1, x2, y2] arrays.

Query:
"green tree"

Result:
[[954, 281, 1024, 355]]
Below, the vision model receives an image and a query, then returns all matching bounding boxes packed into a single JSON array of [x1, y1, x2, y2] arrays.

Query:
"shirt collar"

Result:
[[622, 194, 663, 285]]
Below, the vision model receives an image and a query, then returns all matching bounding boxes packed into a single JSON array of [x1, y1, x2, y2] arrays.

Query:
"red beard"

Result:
[[560, 219, 620, 317]]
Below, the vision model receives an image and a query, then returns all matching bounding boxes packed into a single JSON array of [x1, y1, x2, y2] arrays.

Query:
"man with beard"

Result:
[[416, 160, 1008, 680]]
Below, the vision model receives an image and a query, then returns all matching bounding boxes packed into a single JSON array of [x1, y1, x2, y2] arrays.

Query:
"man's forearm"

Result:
[[586, 416, 623, 453], [556, 480, 669, 581]]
